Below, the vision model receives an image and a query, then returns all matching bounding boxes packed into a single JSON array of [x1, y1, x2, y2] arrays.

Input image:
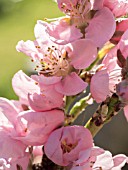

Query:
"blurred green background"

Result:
[[0, 0, 62, 99]]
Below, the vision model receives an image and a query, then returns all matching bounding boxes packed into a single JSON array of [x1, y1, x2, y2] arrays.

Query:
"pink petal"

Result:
[[0, 130, 26, 159], [56, 0, 78, 13], [39, 18, 82, 45], [111, 18, 128, 44], [55, 72, 88, 96], [91, 0, 104, 10], [102, 47, 119, 72], [31, 74, 62, 86], [11, 153, 30, 170], [104, 0, 128, 17], [93, 151, 114, 169], [112, 154, 127, 169], [16, 40, 39, 60], [12, 70, 39, 105], [44, 126, 93, 166], [90, 69, 109, 103], [74, 149, 91, 165], [123, 105, 128, 121], [85, 7, 116, 47], [34, 21, 50, 43], [11, 100, 24, 113], [0, 98, 18, 126], [15, 109, 64, 145], [44, 127, 64, 165], [28, 89, 63, 112], [69, 39, 97, 69], [118, 29, 128, 59]]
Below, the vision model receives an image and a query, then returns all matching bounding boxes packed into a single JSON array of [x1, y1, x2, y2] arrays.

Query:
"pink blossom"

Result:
[[92, 0, 128, 17], [112, 154, 128, 170], [12, 70, 40, 106], [40, 6, 116, 48], [71, 147, 128, 170], [0, 129, 27, 159], [110, 18, 128, 44], [14, 109, 64, 146], [124, 105, 128, 121], [38, 18, 83, 45], [10, 153, 30, 170], [56, 0, 91, 17], [103, 0, 128, 17], [13, 70, 64, 111], [90, 69, 109, 103], [0, 97, 64, 146], [91, 0, 104, 10], [85, 7, 116, 48], [118, 29, 128, 59], [17, 26, 97, 71], [102, 47, 122, 93], [90, 46, 122, 103], [44, 126, 93, 166], [92, 150, 127, 170], [90, 29, 128, 103], [0, 154, 30, 170], [0, 98, 27, 159], [16, 30, 97, 95]]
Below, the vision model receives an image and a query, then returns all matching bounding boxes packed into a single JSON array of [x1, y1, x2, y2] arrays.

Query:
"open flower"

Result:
[[16, 24, 97, 95], [15, 109, 64, 146], [71, 146, 128, 170], [103, 0, 128, 17], [44, 126, 93, 166], [90, 29, 128, 103], [12, 70, 64, 111], [43, 0, 116, 48], [0, 98, 27, 160], [0, 97, 64, 146], [92, 0, 128, 17]]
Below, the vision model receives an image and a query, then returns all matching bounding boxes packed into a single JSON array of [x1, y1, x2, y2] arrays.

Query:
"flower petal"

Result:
[[16, 40, 39, 61], [118, 29, 128, 59], [69, 39, 97, 69], [123, 105, 128, 121], [28, 89, 63, 112], [31, 74, 62, 86], [0, 130, 26, 159], [15, 109, 64, 146], [12, 70, 39, 105], [90, 69, 109, 103], [85, 7, 116, 47], [55, 72, 88, 96], [112, 154, 127, 169], [0, 98, 18, 125]]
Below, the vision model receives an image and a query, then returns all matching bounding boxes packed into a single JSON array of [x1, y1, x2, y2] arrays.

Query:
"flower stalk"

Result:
[[85, 93, 122, 137], [65, 94, 90, 125]]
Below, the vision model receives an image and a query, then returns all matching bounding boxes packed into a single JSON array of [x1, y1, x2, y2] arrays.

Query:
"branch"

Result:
[[85, 94, 122, 137]]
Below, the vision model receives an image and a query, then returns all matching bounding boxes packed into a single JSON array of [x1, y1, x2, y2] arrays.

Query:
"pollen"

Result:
[[61, 140, 78, 153], [36, 45, 71, 77]]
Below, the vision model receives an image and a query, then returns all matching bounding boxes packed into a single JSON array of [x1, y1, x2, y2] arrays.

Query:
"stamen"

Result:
[[36, 46, 70, 76]]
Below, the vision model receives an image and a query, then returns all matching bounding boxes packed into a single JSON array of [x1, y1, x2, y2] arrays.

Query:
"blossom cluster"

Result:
[[0, 0, 128, 169]]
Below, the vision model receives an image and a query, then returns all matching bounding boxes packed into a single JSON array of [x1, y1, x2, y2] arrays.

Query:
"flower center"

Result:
[[61, 140, 78, 153], [60, 0, 90, 19], [35, 45, 73, 77]]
